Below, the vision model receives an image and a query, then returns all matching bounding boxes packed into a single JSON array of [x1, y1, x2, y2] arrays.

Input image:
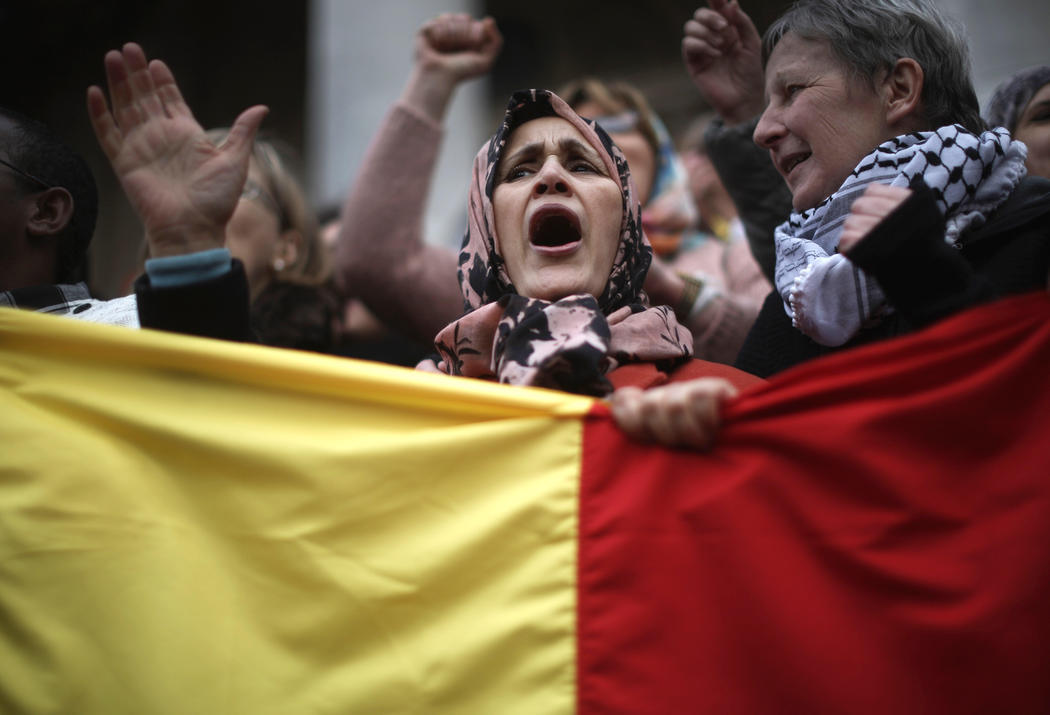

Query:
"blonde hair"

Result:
[[205, 129, 328, 286], [557, 78, 661, 159]]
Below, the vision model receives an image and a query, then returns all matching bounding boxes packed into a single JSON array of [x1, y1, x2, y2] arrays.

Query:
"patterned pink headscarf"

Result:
[[421, 90, 692, 395]]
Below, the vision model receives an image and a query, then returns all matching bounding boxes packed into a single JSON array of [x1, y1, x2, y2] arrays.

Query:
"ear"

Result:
[[273, 228, 302, 273], [25, 187, 74, 239], [883, 58, 924, 129]]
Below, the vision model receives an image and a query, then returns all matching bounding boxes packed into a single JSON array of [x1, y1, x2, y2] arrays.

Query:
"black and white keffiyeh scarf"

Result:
[[774, 124, 1027, 346]]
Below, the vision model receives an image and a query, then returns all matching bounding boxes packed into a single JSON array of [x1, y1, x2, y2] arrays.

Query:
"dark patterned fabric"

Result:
[[774, 124, 1027, 346], [422, 90, 692, 395]]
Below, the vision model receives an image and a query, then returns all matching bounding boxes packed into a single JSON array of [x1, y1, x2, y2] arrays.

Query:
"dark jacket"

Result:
[[135, 260, 255, 342], [134, 260, 344, 354]]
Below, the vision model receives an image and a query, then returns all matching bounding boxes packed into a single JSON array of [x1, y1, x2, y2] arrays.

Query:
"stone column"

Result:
[[307, 0, 488, 248]]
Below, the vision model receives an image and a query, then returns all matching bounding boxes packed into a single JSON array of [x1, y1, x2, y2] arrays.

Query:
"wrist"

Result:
[[146, 225, 226, 258], [675, 273, 704, 320], [401, 66, 458, 123]]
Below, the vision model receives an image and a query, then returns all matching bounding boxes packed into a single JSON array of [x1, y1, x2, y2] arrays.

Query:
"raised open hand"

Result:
[[416, 14, 503, 84], [87, 43, 268, 257], [682, 0, 765, 125]]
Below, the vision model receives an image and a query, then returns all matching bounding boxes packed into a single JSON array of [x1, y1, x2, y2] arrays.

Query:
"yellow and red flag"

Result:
[[2, 292, 1049, 713]]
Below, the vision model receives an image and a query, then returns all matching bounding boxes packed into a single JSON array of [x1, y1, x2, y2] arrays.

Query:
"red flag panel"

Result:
[[579, 292, 1050, 714]]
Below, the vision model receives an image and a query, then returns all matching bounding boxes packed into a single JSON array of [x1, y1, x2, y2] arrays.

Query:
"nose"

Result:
[[753, 104, 785, 150], [533, 155, 572, 196]]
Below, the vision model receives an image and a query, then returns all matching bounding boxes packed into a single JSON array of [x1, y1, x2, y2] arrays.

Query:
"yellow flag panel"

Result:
[[0, 310, 592, 714]]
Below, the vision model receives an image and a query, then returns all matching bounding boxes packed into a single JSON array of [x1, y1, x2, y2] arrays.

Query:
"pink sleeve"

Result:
[[668, 231, 772, 365], [332, 103, 464, 346]]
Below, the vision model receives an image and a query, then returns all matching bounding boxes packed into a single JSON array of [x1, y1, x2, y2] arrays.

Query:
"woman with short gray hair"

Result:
[[676, 0, 1050, 379], [617, 0, 1050, 446], [761, 0, 984, 134]]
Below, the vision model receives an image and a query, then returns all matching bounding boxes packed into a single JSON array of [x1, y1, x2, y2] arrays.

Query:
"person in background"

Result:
[[0, 106, 137, 325], [331, 14, 502, 348], [87, 42, 267, 341], [208, 129, 338, 352], [108, 124, 338, 351], [558, 78, 697, 257], [674, 113, 771, 340], [985, 65, 1050, 180]]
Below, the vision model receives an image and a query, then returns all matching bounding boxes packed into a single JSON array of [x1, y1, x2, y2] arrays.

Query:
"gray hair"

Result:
[[762, 0, 984, 134]]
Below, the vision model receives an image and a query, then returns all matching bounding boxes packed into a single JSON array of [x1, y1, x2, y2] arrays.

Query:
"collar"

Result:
[[0, 282, 92, 312]]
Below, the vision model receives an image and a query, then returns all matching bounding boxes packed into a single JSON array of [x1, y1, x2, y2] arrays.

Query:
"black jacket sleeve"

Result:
[[134, 259, 255, 342], [704, 117, 793, 284], [846, 185, 994, 329]]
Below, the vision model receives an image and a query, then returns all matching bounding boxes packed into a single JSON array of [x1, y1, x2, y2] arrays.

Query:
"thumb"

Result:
[[480, 16, 503, 51], [222, 104, 269, 163]]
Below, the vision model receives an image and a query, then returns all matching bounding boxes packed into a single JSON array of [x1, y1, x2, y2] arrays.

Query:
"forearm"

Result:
[[653, 261, 761, 365], [685, 293, 761, 365], [332, 101, 463, 344], [398, 64, 459, 125]]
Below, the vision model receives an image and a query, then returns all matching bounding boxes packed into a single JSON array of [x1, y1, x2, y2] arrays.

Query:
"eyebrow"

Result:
[[764, 69, 792, 103], [500, 136, 604, 173], [1021, 98, 1050, 120], [767, 64, 808, 92]]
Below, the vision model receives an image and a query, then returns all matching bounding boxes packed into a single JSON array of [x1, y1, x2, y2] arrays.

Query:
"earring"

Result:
[[273, 257, 287, 272]]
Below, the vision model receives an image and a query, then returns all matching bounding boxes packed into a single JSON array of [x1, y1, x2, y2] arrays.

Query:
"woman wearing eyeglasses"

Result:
[[211, 131, 339, 352], [207, 131, 325, 303], [127, 127, 338, 352]]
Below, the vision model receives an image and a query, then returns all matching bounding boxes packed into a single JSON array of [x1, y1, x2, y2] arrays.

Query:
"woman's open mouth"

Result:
[[780, 152, 811, 177], [529, 205, 582, 255]]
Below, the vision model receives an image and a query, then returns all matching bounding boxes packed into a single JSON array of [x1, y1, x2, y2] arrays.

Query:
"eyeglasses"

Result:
[[591, 110, 641, 135], [241, 178, 287, 228], [0, 155, 51, 189]]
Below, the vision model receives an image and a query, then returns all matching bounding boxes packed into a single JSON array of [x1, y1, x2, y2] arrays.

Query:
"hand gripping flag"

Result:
[[2, 292, 1049, 714]]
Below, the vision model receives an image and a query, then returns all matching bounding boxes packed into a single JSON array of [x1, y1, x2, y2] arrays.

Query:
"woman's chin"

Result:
[[515, 268, 604, 303]]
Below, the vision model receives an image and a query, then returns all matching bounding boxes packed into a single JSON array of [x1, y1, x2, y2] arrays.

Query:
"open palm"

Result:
[[88, 43, 267, 256]]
